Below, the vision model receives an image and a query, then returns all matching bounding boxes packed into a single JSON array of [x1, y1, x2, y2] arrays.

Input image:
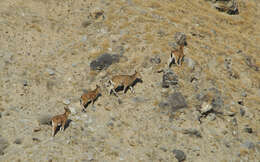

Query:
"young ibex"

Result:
[[168, 44, 185, 67], [51, 107, 71, 136], [80, 85, 101, 112], [108, 70, 142, 97]]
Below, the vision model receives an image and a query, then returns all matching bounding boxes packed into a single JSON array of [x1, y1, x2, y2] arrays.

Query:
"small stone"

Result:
[[206, 113, 216, 121], [172, 149, 186, 162], [14, 139, 22, 144], [33, 127, 41, 132], [200, 102, 213, 114], [159, 147, 168, 152], [214, 0, 239, 15], [158, 102, 169, 109], [241, 92, 247, 97], [174, 32, 187, 46], [82, 35, 87, 41], [46, 68, 55, 75], [240, 108, 245, 116], [32, 138, 40, 142], [150, 55, 161, 64], [69, 107, 76, 114], [241, 141, 255, 149], [244, 127, 253, 134], [237, 100, 244, 106], [183, 128, 202, 138], [184, 57, 195, 70], [162, 69, 178, 88], [23, 80, 28, 86], [131, 97, 148, 103], [106, 121, 114, 128], [90, 7, 104, 19], [3, 53, 13, 63], [3, 112, 10, 116], [231, 118, 237, 126], [63, 99, 71, 105], [82, 21, 92, 28], [192, 110, 201, 121], [168, 42, 179, 50]]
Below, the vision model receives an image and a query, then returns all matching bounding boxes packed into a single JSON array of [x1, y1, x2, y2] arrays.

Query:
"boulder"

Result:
[[168, 92, 187, 111], [162, 69, 178, 88], [90, 53, 120, 71]]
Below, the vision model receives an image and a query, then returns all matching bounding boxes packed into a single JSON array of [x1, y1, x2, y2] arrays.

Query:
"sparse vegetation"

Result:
[[0, 0, 259, 161]]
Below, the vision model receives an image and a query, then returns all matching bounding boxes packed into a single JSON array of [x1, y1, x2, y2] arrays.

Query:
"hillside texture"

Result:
[[0, 0, 260, 161]]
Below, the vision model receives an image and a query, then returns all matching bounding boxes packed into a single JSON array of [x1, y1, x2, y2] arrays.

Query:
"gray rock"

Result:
[[197, 87, 224, 110], [168, 42, 179, 50], [158, 102, 170, 114], [244, 127, 253, 134], [206, 113, 216, 121], [150, 55, 161, 64], [212, 95, 224, 109], [241, 141, 255, 149], [90, 53, 120, 71], [63, 99, 71, 105], [131, 97, 148, 103], [192, 110, 201, 121], [162, 69, 178, 88], [200, 102, 213, 114], [182, 128, 202, 138], [167, 92, 187, 112], [69, 107, 77, 115], [184, 57, 195, 70], [213, 0, 239, 15], [106, 121, 114, 128], [172, 149, 186, 162], [14, 138, 22, 144], [3, 53, 13, 63], [81, 35, 87, 41], [174, 32, 187, 46], [241, 92, 247, 97], [240, 108, 245, 116], [231, 118, 237, 126], [82, 20, 92, 28], [158, 102, 170, 109], [46, 68, 55, 75], [23, 80, 28, 86]]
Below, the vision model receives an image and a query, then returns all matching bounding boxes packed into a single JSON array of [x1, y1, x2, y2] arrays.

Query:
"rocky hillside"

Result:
[[0, 0, 259, 161]]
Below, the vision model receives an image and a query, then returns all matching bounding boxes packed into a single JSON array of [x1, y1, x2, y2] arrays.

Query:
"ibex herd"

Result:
[[49, 33, 187, 136]]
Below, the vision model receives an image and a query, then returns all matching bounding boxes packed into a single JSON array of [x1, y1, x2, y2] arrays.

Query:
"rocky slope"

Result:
[[0, 0, 259, 161]]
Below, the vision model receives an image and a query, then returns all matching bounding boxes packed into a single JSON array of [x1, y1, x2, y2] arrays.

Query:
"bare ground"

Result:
[[0, 0, 260, 161]]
